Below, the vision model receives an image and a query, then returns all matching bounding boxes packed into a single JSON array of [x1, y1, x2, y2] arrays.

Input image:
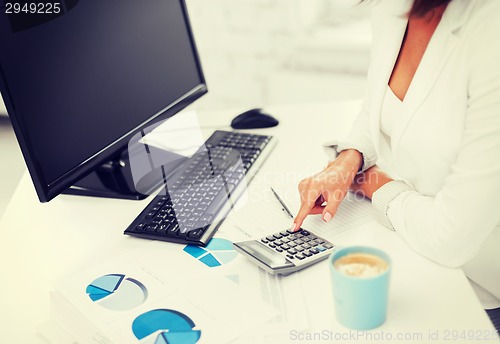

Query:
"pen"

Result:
[[270, 187, 294, 219]]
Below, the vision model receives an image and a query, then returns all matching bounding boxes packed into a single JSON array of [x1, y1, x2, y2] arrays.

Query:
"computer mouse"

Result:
[[230, 108, 279, 129]]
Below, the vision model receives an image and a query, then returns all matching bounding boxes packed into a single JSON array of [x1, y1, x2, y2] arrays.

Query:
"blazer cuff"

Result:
[[323, 138, 377, 172], [372, 180, 414, 230]]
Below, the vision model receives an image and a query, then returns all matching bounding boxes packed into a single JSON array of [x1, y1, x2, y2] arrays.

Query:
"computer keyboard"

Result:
[[124, 130, 276, 245]]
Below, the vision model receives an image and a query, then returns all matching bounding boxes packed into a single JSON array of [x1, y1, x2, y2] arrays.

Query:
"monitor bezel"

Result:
[[0, 0, 207, 202]]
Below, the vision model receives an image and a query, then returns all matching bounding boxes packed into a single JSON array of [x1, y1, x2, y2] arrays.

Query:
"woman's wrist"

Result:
[[352, 166, 393, 199], [326, 149, 363, 174]]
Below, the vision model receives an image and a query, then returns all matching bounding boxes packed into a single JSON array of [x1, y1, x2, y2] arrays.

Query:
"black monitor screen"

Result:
[[0, 0, 205, 201]]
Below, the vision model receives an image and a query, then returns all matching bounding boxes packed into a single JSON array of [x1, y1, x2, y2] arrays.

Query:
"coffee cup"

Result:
[[329, 246, 391, 330]]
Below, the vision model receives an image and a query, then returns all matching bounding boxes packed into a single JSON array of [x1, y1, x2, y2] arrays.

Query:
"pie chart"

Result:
[[132, 309, 201, 344], [183, 238, 237, 268], [86, 274, 148, 311]]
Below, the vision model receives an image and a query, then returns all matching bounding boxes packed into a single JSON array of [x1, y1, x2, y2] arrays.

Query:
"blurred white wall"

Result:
[[186, 0, 373, 111], [0, 1, 373, 115]]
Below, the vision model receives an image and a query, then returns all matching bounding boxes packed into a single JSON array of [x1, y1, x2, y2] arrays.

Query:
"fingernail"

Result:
[[290, 223, 298, 232], [323, 212, 332, 223]]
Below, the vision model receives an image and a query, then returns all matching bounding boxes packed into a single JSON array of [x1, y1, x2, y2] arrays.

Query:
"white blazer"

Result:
[[326, 0, 500, 302]]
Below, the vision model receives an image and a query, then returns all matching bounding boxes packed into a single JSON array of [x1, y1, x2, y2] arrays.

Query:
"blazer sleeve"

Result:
[[322, 6, 382, 172], [373, 14, 500, 268]]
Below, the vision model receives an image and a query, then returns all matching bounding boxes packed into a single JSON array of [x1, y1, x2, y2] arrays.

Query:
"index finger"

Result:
[[292, 190, 319, 231]]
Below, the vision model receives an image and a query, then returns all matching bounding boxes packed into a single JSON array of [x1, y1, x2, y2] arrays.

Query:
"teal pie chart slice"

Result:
[[86, 274, 148, 311], [132, 309, 201, 344], [183, 238, 238, 268]]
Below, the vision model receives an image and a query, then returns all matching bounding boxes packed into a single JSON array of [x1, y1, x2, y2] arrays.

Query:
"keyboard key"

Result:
[[188, 228, 205, 240], [167, 224, 180, 236], [157, 224, 168, 234], [135, 223, 146, 232], [145, 224, 156, 232], [205, 188, 230, 216]]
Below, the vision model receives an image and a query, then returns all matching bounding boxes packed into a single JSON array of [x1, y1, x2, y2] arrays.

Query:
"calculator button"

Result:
[[294, 239, 305, 245], [261, 238, 269, 244], [302, 236, 313, 243], [295, 246, 304, 252], [303, 251, 312, 257], [287, 254, 295, 259], [323, 242, 334, 249], [295, 233, 304, 239], [280, 231, 290, 237], [287, 249, 297, 255], [274, 239, 284, 246], [269, 243, 276, 248], [302, 243, 311, 249], [295, 253, 305, 260], [309, 248, 319, 255], [281, 237, 290, 243], [301, 230, 310, 236], [288, 242, 297, 248], [266, 236, 276, 241], [316, 245, 326, 252], [281, 244, 291, 250], [276, 247, 283, 252], [273, 233, 283, 239]]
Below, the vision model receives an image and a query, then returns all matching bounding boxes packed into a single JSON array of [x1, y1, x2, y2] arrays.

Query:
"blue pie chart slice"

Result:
[[184, 238, 238, 268], [133, 309, 201, 344], [89, 274, 124, 292], [86, 274, 147, 311]]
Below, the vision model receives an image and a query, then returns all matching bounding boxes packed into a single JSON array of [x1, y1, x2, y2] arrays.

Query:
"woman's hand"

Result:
[[292, 149, 362, 231], [350, 165, 393, 200]]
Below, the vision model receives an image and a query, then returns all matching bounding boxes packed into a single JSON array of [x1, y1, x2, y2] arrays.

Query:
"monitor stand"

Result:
[[62, 145, 188, 200]]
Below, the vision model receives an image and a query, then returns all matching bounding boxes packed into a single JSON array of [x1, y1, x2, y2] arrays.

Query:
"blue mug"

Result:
[[329, 246, 391, 330]]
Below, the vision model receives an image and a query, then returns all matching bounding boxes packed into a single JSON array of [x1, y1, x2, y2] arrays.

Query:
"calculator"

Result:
[[233, 229, 335, 275]]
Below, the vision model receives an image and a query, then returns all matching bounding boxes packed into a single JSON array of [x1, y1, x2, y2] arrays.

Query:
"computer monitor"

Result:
[[0, 0, 207, 202]]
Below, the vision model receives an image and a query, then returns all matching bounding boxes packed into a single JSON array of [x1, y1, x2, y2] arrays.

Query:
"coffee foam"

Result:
[[334, 252, 388, 278]]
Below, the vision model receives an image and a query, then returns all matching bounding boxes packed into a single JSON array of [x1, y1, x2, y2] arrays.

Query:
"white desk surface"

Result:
[[0, 100, 496, 343]]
